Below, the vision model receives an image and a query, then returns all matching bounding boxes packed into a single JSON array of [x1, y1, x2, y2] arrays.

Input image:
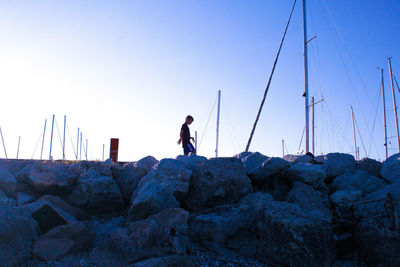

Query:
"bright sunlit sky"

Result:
[[0, 0, 399, 162]]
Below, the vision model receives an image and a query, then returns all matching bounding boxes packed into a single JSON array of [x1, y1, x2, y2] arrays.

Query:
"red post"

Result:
[[110, 138, 119, 163]]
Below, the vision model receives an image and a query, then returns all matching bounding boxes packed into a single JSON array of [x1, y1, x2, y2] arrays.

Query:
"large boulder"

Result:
[[286, 163, 327, 185], [128, 182, 180, 222], [134, 155, 159, 173], [129, 255, 192, 267], [176, 154, 207, 170], [16, 162, 77, 195], [234, 151, 253, 160], [189, 192, 334, 266], [113, 162, 149, 202], [286, 181, 331, 219], [67, 171, 123, 213], [33, 222, 93, 261], [16, 192, 35, 206], [0, 168, 17, 195], [330, 188, 362, 209], [381, 153, 400, 183], [356, 157, 382, 178], [0, 159, 32, 175], [0, 190, 16, 207], [330, 170, 386, 195], [260, 157, 291, 180], [322, 153, 355, 178], [241, 152, 269, 178], [136, 159, 192, 202], [184, 157, 253, 211], [0, 206, 38, 267], [69, 160, 113, 178], [283, 154, 313, 164]]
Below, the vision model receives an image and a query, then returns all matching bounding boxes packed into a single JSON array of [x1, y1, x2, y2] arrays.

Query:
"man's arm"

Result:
[[177, 130, 183, 144]]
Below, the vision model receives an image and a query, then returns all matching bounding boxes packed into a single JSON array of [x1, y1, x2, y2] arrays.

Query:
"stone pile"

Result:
[[0, 152, 399, 266]]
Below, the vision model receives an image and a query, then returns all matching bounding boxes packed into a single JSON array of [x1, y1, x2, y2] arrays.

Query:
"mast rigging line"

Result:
[[198, 94, 218, 152], [245, 0, 297, 152]]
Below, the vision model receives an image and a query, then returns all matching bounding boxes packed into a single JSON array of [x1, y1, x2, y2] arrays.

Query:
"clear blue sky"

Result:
[[0, 0, 399, 161]]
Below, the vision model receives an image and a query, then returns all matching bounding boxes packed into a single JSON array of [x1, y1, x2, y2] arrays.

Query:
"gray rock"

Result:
[[16, 192, 35, 206], [283, 154, 313, 164], [129, 255, 193, 267], [184, 157, 253, 211], [69, 160, 113, 178], [189, 193, 334, 266], [286, 181, 332, 219], [38, 194, 89, 221], [260, 157, 291, 179], [0, 159, 32, 175], [134, 155, 159, 173], [242, 152, 269, 177], [356, 157, 382, 177], [128, 182, 180, 221], [113, 162, 148, 202], [381, 153, 400, 183], [0, 190, 16, 207], [234, 151, 253, 160], [330, 188, 362, 208], [67, 171, 124, 213], [91, 216, 125, 246], [322, 153, 355, 178], [0, 206, 38, 267], [0, 168, 17, 195], [286, 163, 327, 185], [33, 222, 93, 261], [136, 158, 192, 202], [23, 199, 78, 234], [176, 154, 207, 170], [330, 170, 386, 195], [17, 162, 77, 195]]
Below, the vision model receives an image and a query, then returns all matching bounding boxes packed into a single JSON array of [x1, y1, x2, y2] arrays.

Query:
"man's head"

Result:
[[186, 115, 194, 125]]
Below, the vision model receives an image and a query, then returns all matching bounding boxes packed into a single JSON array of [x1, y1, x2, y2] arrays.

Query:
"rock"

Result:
[[286, 163, 327, 185], [286, 181, 332, 219], [241, 152, 269, 177], [128, 182, 179, 221], [356, 157, 382, 178], [33, 222, 93, 261], [184, 157, 253, 211], [67, 171, 124, 213], [355, 221, 400, 266], [323, 153, 355, 178], [69, 160, 113, 178], [134, 155, 159, 173], [330, 170, 386, 195], [0, 159, 32, 175], [283, 154, 313, 164], [129, 255, 192, 267], [234, 151, 252, 160], [23, 200, 77, 234], [0, 190, 16, 207], [330, 188, 362, 208], [0, 168, 17, 195], [381, 153, 400, 183], [136, 158, 192, 202], [16, 192, 35, 205], [0, 206, 38, 267], [16, 162, 77, 195], [91, 216, 125, 246], [189, 193, 334, 266], [113, 162, 148, 202], [260, 157, 290, 179], [38, 194, 89, 220], [176, 154, 207, 170]]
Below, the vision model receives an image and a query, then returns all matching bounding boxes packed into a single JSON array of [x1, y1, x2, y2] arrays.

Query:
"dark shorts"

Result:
[[183, 143, 196, 155]]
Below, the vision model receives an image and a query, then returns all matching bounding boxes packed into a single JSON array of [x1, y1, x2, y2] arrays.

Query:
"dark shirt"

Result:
[[181, 123, 191, 147]]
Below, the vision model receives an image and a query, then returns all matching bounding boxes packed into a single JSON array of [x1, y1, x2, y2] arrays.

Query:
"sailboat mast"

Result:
[[351, 106, 358, 160], [381, 69, 388, 159], [216, 90, 221, 158], [17, 136, 21, 159], [40, 119, 47, 160], [63, 115, 66, 160], [303, 0, 310, 154], [311, 97, 315, 155], [388, 57, 400, 152], [0, 126, 7, 159], [49, 114, 55, 160]]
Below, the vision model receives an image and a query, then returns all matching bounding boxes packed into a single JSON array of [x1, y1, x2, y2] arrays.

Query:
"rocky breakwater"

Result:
[[0, 152, 399, 266]]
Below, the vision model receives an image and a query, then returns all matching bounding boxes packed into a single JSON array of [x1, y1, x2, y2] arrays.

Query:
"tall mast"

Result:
[[351, 106, 358, 160], [381, 69, 388, 159], [40, 119, 47, 160], [49, 114, 55, 160], [0, 126, 7, 159], [63, 115, 66, 160], [388, 57, 400, 152], [17, 136, 21, 159], [76, 128, 80, 160], [282, 140, 285, 157], [303, 0, 310, 154], [311, 97, 315, 155], [216, 90, 221, 157], [195, 131, 198, 152], [80, 132, 82, 160], [85, 139, 88, 160], [102, 144, 105, 161]]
